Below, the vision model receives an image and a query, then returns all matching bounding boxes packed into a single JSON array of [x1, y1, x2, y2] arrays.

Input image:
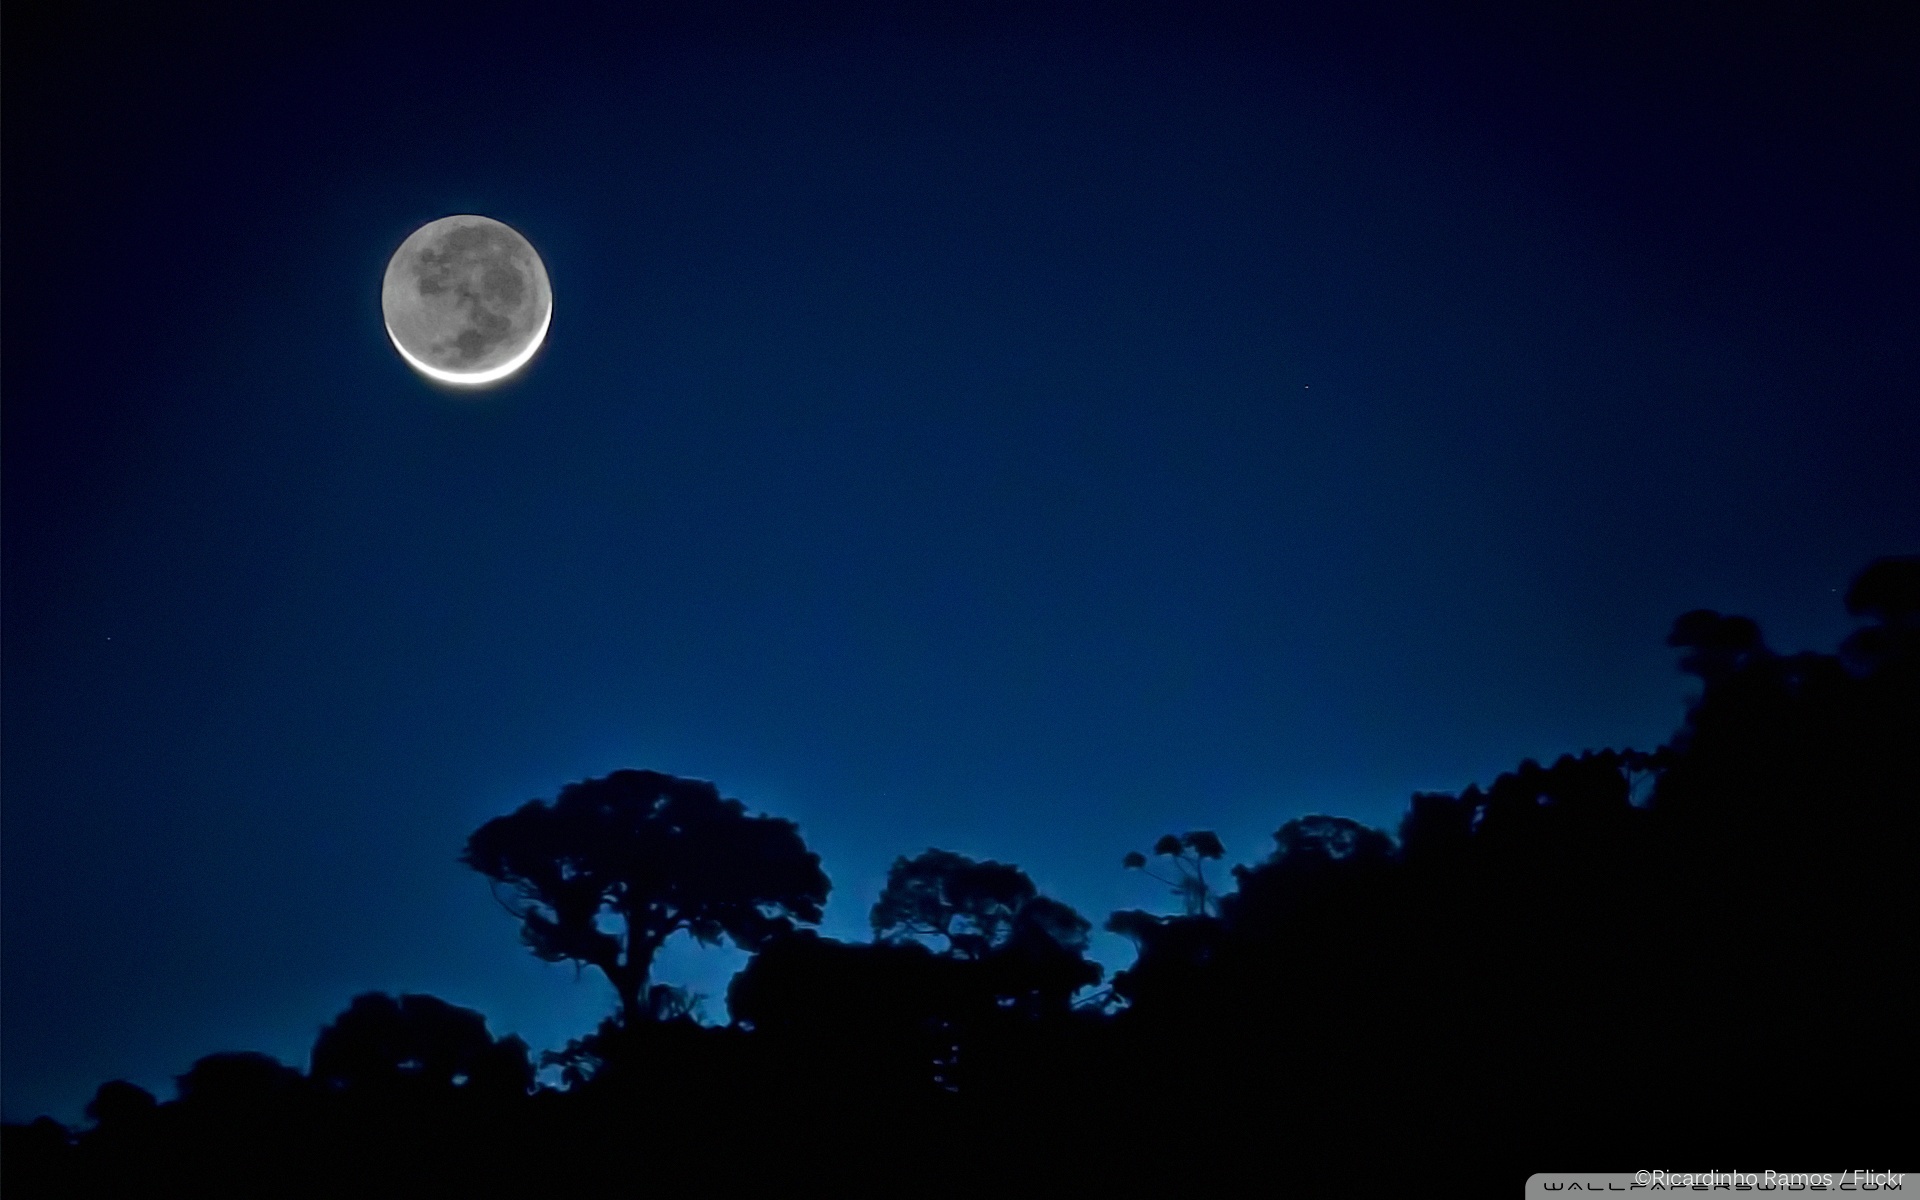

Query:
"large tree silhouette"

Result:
[[461, 769, 829, 1025], [310, 992, 533, 1098], [871, 848, 1100, 1011], [871, 848, 1092, 961]]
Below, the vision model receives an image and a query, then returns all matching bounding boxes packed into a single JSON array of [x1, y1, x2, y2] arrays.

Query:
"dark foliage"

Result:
[[459, 768, 830, 1025], [7, 557, 1912, 1194], [310, 992, 534, 1099], [1121, 829, 1226, 915]]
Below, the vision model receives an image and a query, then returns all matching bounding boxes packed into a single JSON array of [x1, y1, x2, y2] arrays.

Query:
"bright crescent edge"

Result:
[[385, 293, 552, 387]]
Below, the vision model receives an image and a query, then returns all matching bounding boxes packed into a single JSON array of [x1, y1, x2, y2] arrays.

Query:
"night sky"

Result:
[[5, 1, 1914, 1122]]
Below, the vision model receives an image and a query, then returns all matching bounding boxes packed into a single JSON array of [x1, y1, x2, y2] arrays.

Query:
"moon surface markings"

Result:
[[381, 215, 552, 386]]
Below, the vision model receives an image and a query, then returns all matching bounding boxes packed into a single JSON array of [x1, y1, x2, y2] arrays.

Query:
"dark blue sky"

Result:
[[5, 1, 1914, 1121]]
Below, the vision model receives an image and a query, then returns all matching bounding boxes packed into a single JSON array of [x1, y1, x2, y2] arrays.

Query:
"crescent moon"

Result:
[[381, 215, 553, 387]]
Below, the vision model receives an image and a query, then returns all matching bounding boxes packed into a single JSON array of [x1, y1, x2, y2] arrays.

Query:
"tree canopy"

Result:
[[310, 992, 532, 1098], [461, 769, 829, 1024], [870, 848, 1042, 959]]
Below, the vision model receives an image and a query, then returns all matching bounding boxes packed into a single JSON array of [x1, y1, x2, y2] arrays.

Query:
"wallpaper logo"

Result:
[[1525, 1173, 1908, 1195]]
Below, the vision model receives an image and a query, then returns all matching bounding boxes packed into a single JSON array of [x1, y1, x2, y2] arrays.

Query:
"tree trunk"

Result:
[[613, 973, 645, 1027], [608, 926, 661, 1025]]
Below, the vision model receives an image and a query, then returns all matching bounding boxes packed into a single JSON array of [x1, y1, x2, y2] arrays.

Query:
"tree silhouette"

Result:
[[174, 1052, 307, 1112], [1103, 906, 1223, 1014], [84, 1081, 157, 1129], [1122, 830, 1225, 915], [534, 986, 729, 1097], [871, 850, 1101, 1007], [736, 851, 1101, 1104], [1666, 608, 1771, 685], [976, 893, 1102, 1016], [730, 930, 961, 1094], [461, 769, 829, 1025], [870, 848, 1100, 1003], [871, 848, 1041, 958], [310, 992, 532, 1097], [1842, 554, 1920, 676]]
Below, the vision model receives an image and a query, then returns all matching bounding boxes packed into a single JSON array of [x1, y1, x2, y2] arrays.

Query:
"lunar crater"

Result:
[[382, 215, 551, 386]]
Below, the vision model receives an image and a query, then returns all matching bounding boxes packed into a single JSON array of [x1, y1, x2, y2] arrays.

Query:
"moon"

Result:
[[381, 215, 552, 386]]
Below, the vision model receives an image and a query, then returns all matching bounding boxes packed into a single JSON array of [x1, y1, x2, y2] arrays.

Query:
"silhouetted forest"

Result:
[[6, 558, 1913, 1194]]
